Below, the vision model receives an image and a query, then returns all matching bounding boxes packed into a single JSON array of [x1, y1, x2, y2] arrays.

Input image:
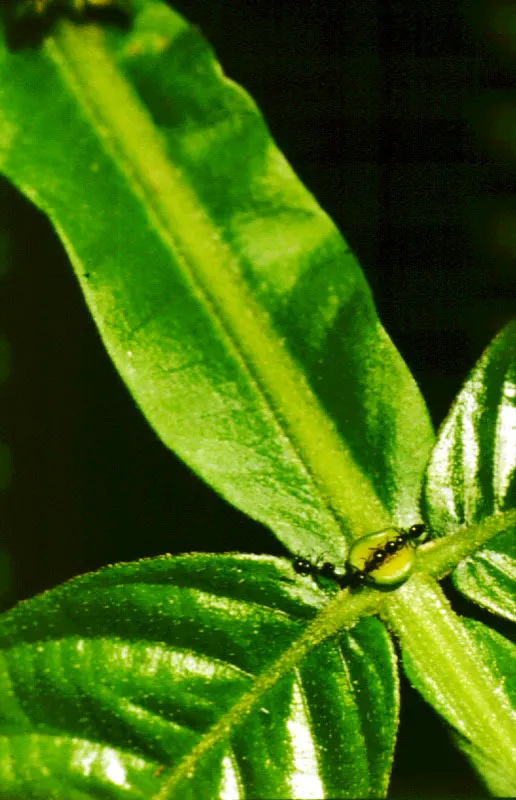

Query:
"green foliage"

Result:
[[0, 555, 398, 798], [0, 0, 433, 565], [0, 1, 513, 798], [424, 322, 516, 620]]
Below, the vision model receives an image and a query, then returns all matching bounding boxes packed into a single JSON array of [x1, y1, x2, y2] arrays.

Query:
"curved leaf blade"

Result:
[[0, 1, 433, 562], [0, 555, 399, 799], [423, 320, 516, 619], [385, 576, 516, 796], [455, 618, 516, 795]]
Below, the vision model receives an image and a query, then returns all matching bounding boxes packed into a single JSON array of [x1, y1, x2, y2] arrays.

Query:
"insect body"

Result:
[[293, 524, 427, 591], [292, 556, 347, 587]]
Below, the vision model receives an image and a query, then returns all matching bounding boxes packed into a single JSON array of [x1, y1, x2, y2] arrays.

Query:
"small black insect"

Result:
[[291, 556, 314, 577], [293, 524, 427, 591], [292, 556, 348, 589]]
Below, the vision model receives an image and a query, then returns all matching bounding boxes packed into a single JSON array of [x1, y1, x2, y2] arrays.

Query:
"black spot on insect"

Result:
[[291, 556, 314, 577], [404, 523, 427, 543]]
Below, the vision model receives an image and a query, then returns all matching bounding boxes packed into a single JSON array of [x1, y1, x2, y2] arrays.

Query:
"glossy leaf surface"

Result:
[[423, 321, 516, 620], [386, 576, 516, 797], [0, 0, 433, 564], [454, 619, 516, 796], [0, 555, 398, 799]]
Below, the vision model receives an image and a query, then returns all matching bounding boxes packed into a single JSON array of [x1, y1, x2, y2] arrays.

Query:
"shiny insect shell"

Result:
[[293, 524, 426, 590]]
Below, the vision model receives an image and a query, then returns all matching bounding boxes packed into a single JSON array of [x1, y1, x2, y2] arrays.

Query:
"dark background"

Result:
[[0, 0, 514, 796]]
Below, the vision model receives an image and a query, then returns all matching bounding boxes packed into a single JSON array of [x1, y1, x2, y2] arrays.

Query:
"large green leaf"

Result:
[[0, 554, 398, 799], [423, 320, 516, 620], [0, 0, 433, 564]]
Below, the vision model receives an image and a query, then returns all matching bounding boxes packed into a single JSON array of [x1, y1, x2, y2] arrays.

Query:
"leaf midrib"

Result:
[[44, 19, 389, 545], [153, 583, 375, 799]]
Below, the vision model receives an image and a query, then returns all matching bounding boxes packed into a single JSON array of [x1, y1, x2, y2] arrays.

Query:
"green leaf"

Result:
[[423, 320, 516, 620], [0, 0, 433, 563], [384, 575, 516, 796], [0, 555, 399, 799], [456, 617, 516, 792]]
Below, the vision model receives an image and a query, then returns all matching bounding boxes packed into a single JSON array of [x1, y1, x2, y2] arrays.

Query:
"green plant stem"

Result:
[[154, 510, 516, 798], [416, 508, 516, 579], [382, 573, 516, 795], [151, 582, 375, 799]]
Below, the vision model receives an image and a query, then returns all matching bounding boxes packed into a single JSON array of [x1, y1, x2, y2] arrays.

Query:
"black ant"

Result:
[[293, 524, 426, 590]]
